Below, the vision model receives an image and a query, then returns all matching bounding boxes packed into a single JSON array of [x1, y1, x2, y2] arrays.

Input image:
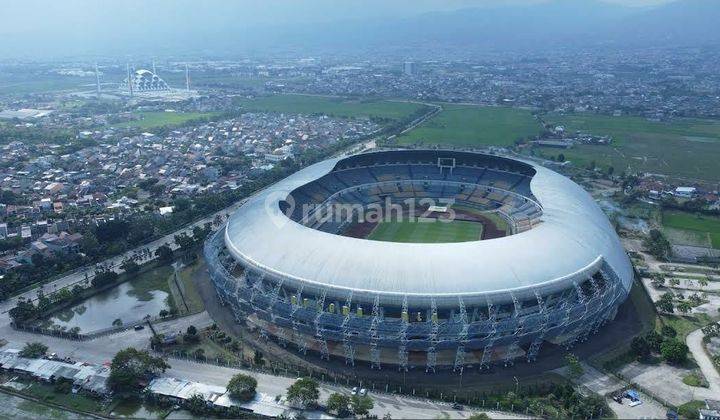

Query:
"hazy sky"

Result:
[[0, 0, 682, 58], [1, 0, 675, 33]]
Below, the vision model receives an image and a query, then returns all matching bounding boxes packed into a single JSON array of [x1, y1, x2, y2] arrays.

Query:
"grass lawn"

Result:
[[661, 210, 720, 249], [541, 113, 720, 181], [0, 76, 85, 95], [657, 313, 714, 340], [678, 400, 707, 419], [169, 258, 206, 314], [682, 372, 707, 387], [396, 104, 540, 147], [453, 204, 511, 235], [24, 382, 103, 413], [367, 219, 482, 243], [234, 94, 425, 121], [113, 111, 221, 129]]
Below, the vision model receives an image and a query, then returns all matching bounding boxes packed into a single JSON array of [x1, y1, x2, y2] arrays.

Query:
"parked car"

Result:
[[351, 387, 358, 395], [134, 324, 145, 331], [452, 403, 464, 410], [359, 388, 368, 396]]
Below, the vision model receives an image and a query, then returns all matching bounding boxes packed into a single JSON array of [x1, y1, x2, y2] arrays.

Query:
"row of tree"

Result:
[[631, 327, 689, 364]]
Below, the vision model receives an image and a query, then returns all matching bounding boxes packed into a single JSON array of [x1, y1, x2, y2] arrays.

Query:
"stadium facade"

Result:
[[205, 149, 633, 371]]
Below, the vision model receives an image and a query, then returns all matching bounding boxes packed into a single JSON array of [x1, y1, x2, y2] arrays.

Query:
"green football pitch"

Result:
[[367, 219, 483, 243]]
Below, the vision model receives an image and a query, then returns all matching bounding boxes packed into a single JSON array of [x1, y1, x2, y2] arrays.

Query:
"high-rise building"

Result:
[[403, 61, 417, 76]]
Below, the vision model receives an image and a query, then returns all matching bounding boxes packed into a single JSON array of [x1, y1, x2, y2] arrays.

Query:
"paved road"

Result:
[[687, 325, 720, 395], [0, 201, 244, 324], [563, 362, 667, 419], [0, 313, 524, 419]]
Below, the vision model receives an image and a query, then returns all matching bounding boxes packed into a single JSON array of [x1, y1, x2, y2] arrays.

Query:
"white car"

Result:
[[351, 387, 358, 395], [359, 388, 368, 396]]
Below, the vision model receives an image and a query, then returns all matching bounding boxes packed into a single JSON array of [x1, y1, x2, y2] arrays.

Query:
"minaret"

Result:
[[185, 63, 190, 92], [95, 63, 100, 98], [126, 63, 134, 97], [152, 60, 157, 75]]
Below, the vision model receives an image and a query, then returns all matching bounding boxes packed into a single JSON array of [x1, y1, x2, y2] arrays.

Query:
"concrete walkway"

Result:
[[686, 325, 720, 396]]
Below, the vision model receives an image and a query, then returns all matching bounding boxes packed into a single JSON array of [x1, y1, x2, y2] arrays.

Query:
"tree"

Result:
[[19, 342, 48, 358], [92, 269, 119, 288], [351, 395, 374, 416], [669, 278, 680, 287], [193, 348, 205, 360], [186, 393, 208, 415], [253, 350, 265, 366], [660, 339, 689, 364], [656, 292, 674, 313], [468, 414, 491, 420], [643, 229, 671, 260], [651, 274, 666, 289], [184, 325, 199, 343], [286, 377, 320, 408], [227, 373, 257, 402], [326, 393, 351, 417], [645, 331, 663, 352], [630, 336, 650, 359], [154, 244, 174, 263], [120, 258, 140, 275], [54, 377, 73, 394], [565, 353, 584, 377], [9, 299, 40, 324], [677, 300, 692, 314], [108, 348, 169, 392], [661, 325, 677, 337], [174, 233, 195, 252]]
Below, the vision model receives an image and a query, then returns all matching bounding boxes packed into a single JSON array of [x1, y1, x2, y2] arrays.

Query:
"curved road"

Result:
[[686, 325, 720, 395]]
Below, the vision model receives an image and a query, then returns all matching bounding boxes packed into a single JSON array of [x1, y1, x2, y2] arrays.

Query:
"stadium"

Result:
[[205, 149, 633, 371]]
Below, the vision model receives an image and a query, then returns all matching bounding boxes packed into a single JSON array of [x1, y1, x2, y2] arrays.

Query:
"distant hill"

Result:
[[614, 0, 720, 47], [234, 0, 720, 53], [3, 0, 718, 58]]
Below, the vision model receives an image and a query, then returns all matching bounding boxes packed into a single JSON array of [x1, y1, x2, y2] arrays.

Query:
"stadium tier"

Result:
[[205, 150, 633, 371]]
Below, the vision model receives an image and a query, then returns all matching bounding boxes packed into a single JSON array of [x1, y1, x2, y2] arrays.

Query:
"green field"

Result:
[[396, 104, 540, 147], [662, 210, 720, 249], [367, 219, 482, 243], [540, 113, 720, 181], [114, 111, 221, 129], [234, 94, 425, 120]]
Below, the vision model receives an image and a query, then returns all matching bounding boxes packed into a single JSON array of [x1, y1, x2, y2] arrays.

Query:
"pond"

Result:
[[36, 266, 174, 333], [109, 398, 169, 419]]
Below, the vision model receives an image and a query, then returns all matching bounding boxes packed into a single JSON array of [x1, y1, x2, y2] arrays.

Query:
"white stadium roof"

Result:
[[224, 152, 633, 306]]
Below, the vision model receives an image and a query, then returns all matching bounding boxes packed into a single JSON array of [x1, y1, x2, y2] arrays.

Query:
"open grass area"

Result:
[[367, 219, 482, 243], [169, 257, 206, 314], [682, 372, 708, 388], [453, 204, 511, 235], [662, 210, 720, 249], [541, 113, 720, 181], [24, 382, 103, 413], [678, 400, 707, 419], [0, 390, 82, 419], [113, 111, 221, 129], [396, 104, 540, 147], [657, 313, 714, 340], [0, 76, 86, 95], [234, 94, 425, 121]]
